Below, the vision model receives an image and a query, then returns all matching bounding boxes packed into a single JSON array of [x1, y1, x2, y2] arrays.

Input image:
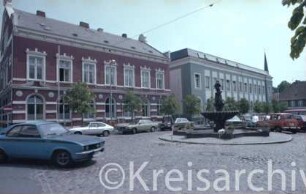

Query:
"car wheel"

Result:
[[103, 130, 110, 137], [132, 128, 137, 134], [150, 126, 156, 132], [53, 150, 72, 168], [0, 149, 7, 163], [74, 131, 82, 135]]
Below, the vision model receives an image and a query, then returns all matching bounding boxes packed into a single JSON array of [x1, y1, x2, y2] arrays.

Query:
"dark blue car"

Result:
[[0, 121, 105, 167]]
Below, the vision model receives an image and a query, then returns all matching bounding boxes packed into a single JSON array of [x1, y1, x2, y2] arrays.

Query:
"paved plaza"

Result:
[[0, 131, 306, 194]]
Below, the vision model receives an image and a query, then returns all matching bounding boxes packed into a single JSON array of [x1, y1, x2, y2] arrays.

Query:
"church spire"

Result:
[[264, 52, 269, 72]]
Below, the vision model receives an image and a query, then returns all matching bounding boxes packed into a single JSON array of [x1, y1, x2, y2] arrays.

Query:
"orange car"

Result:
[[257, 113, 300, 133]]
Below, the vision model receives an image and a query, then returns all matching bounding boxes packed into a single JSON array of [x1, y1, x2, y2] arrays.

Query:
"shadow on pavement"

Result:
[[0, 158, 96, 170]]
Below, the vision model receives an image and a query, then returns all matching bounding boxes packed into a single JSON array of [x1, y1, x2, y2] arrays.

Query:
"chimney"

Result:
[[79, 21, 89, 29], [36, 10, 46, 17], [97, 28, 104, 32], [122, 33, 127, 38]]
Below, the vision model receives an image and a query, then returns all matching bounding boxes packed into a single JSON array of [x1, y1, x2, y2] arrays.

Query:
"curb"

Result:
[[159, 132, 293, 145]]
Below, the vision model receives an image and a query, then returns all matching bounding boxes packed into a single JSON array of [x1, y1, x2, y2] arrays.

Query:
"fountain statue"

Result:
[[201, 81, 238, 132]]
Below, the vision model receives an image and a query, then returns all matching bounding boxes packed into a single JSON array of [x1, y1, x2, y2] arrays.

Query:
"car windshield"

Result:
[[39, 123, 69, 137]]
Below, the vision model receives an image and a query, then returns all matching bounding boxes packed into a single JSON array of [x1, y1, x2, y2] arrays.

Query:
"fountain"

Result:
[[201, 81, 238, 132], [182, 80, 270, 139]]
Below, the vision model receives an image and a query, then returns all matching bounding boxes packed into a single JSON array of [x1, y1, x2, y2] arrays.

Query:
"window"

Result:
[[124, 66, 135, 87], [142, 102, 150, 117], [298, 100, 303, 107], [58, 59, 72, 82], [28, 55, 45, 80], [84, 101, 95, 119], [156, 71, 164, 89], [105, 65, 116, 85], [249, 83, 252, 93], [7, 126, 22, 137], [58, 99, 70, 120], [19, 126, 40, 138], [226, 80, 230, 91], [141, 70, 150, 88], [83, 63, 96, 84], [244, 83, 247, 92], [194, 74, 201, 89], [232, 81, 236, 92], [220, 79, 224, 90], [27, 95, 44, 120], [106, 98, 116, 118], [205, 76, 210, 89]]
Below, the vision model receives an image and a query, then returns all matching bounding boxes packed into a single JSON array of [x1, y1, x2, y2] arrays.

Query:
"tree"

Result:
[[282, 0, 306, 59], [64, 82, 95, 125], [183, 95, 201, 119], [123, 91, 142, 120], [223, 97, 238, 111], [238, 98, 250, 114], [206, 97, 215, 111], [263, 103, 272, 114], [160, 94, 179, 115], [272, 99, 280, 113], [253, 101, 264, 113], [272, 99, 288, 113], [277, 81, 291, 93]]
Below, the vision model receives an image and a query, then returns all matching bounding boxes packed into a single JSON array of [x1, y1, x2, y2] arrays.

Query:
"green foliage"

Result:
[[263, 103, 272, 114], [206, 97, 215, 111], [238, 98, 250, 114], [123, 91, 142, 120], [183, 95, 201, 118], [64, 82, 95, 125], [272, 99, 288, 113], [282, 0, 306, 59], [253, 101, 264, 113], [160, 94, 179, 115], [277, 81, 291, 93], [223, 97, 238, 111]]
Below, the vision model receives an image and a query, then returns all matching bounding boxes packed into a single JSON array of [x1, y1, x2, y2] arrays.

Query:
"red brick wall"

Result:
[[13, 36, 170, 89]]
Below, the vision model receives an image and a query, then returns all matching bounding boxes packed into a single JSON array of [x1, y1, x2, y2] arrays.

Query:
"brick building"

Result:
[[279, 81, 306, 112], [0, 2, 170, 125]]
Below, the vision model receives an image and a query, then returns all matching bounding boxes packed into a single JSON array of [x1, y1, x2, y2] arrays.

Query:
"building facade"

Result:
[[279, 81, 306, 111], [0, 2, 170, 125], [169, 48, 273, 113]]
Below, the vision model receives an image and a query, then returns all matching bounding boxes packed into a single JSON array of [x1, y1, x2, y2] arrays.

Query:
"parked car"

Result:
[[115, 119, 159, 134], [69, 122, 114, 136], [173, 118, 194, 131], [257, 113, 300, 133], [159, 115, 174, 131], [294, 115, 306, 131], [0, 121, 104, 167]]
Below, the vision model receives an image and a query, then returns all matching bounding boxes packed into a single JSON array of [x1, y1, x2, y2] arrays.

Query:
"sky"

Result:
[[0, 0, 305, 87]]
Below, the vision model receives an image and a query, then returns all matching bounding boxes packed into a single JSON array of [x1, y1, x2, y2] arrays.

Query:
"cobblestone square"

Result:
[[1, 131, 306, 194]]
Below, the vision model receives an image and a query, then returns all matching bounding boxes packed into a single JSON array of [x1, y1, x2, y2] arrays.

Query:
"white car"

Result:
[[69, 122, 114, 136]]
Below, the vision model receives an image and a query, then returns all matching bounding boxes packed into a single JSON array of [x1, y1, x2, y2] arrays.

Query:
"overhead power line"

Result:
[[113, 0, 221, 47]]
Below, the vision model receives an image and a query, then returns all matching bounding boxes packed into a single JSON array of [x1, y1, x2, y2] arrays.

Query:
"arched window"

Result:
[[105, 98, 116, 118], [27, 95, 44, 120]]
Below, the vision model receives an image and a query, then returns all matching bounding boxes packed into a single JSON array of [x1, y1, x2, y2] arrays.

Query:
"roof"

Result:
[[170, 48, 270, 76], [12, 9, 167, 59], [279, 81, 306, 101]]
